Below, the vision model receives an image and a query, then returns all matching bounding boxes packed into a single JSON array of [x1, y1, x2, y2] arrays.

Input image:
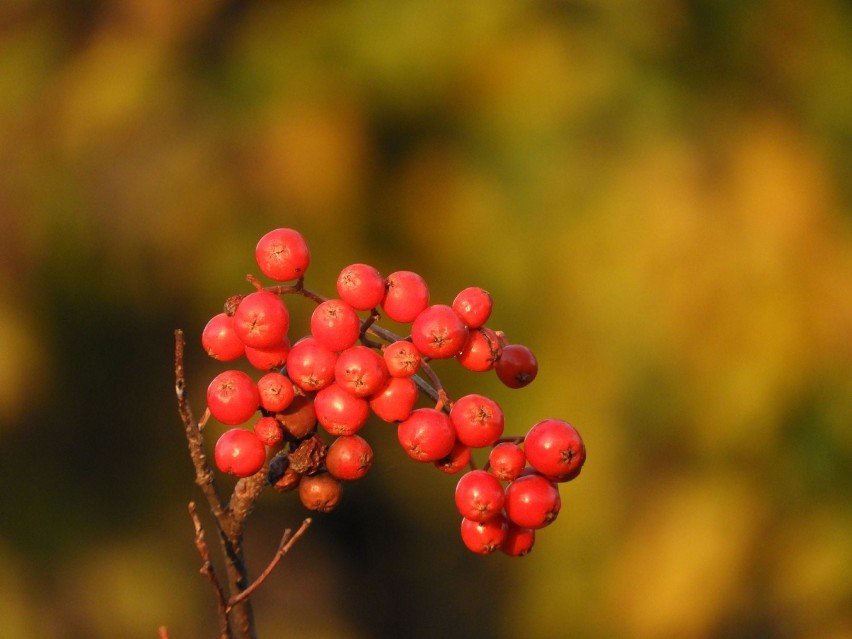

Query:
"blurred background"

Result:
[[1, 1, 851, 638]]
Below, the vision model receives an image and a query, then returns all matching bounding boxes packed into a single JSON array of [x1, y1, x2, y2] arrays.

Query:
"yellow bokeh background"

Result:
[[1, 2, 850, 638]]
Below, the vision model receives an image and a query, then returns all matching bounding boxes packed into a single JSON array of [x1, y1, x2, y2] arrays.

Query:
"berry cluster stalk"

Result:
[[171, 329, 311, 639]]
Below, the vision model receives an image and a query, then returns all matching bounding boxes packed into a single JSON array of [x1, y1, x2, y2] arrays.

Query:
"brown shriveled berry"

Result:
[[287, 434, 327, 476], [298, 472, 342, 512], [223, 294, 245, 317], [278, 395, 317, 440]]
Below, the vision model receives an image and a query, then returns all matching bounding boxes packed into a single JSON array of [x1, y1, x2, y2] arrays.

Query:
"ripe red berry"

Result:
[[383, 340, 421, 377], [310, 299, 361, 352], [451, 287, 493, 329], [325, 435, 373, 481], [460, 515, 509, 555], [202, 313, 245, 361], [255, 228, 311, 282], [335, 345, 388, 397], [232, 291, 290, 350], [286, 337, 338, 392], [501, 524, 536, 557], [337, 263, 386, 310], [504, 473, 561, 529], [214, 428, 267, 477], [495, 343, 538, 389], [256, 372, 295, 413], [314, 383, 370, 436], [253, 416, 284, 447], [523, 419, 586, 481], [298, 472, 342, 512], [450, 394, 504, 448], [454, 469, 506, 522], [244, 337, 291, 371], [397, 408, 456, 462], [456, 327, 502, 372], [369, 376, 417, 423], [207, 370, 260, 425], [382, 270, 429, 323], [488, 442, 526, 481], [411, 304, 468, 359], [434, 441, 472, 474]]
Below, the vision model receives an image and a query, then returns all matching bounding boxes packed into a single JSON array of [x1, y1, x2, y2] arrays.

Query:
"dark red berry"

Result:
[[495, 344, 538, 389], [325, 435, 373, 481], [298, 472, 342, 512]]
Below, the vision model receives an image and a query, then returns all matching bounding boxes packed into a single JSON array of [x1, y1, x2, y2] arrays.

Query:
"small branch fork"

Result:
[[172, 330, 312, 639]]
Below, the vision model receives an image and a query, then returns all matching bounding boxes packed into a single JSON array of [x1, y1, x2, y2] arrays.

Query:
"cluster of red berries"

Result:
[[201, 228, 585, 556]]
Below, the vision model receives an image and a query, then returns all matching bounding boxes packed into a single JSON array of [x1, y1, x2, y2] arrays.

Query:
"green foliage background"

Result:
[[1, 1, 851, 638]]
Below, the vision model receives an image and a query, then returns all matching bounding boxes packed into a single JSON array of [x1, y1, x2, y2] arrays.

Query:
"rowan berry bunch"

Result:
[[201, 227, 585, 557]]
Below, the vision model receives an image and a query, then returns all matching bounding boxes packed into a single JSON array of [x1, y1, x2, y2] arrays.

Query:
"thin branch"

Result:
[[226, 518, 313, 613], [174, 330, 229, 531], [189, 502, 232, 639]]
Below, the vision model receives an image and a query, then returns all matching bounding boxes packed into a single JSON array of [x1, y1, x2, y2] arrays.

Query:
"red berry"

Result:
[[411, 304, 468, 359], [325, 435, 373, 481], [310, 299, 361, 352], [286, 337, 338, 392], [256, 372, 295, 413], [397, 408, 456, 462], [253, 416, 284, 447], [202, 313, 245, 361], [382, 271, 429, 323], [451, 287, 493, 329], [488, 442, 526, 481], [255, 228, 311, 282], [456, 327, 502, 372], [244, 337, 291, 371], [298, 472, 342, 512], [232, 291, 290, 350], [460, 515, 508, 555], [337, 263, 385, 311], [335, 345, 388, 398], [383, 340, 421, 377], [495, 344, 538, 389], [450, 394, 504, 448], [314, 383, 369, 436], [454, 469, 506, 522], [214, 428, 266, 477], [505, 473, 561, 529], [501, 524, 536, 557], [524, 419, 586, 481], [369, 376, 417, 423], [434, 441, 472, 474], [207, 370, 260, 425]]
